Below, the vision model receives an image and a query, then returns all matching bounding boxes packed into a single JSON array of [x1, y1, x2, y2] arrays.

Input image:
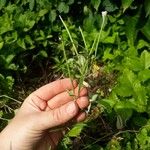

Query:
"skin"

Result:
[[0, 78, 89, 150]]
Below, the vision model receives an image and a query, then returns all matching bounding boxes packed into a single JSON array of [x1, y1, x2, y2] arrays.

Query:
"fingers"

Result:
[[33, 78, 77, 101], [75, 112, 87, 122], [39, 101, 79, 130], [47, 87, 88, 109]]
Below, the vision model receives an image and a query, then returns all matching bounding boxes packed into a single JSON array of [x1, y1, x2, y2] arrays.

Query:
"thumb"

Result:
[[38, 101, 79, 130]]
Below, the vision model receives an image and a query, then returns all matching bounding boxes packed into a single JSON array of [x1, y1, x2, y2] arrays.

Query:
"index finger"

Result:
[[33, 78, 77, 101]]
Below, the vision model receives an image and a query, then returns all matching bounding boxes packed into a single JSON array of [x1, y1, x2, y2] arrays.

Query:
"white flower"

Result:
[[83, 81, 90, 88], [102, 11, 107, 19]]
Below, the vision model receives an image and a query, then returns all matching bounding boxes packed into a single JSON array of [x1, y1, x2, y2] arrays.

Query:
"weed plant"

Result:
[[59, 11, 107, 98]]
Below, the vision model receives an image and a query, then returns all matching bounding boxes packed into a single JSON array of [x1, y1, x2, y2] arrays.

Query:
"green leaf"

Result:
[[123, 57, 142, 71], [140, 50, 150, 69], [29, 0, 35, 11], [6, 76, 14, 89], [141, 17, 150, 41], [68, 123, 86, 137], [115, 69, 136, 97], [121, 0, 134, 12], [68, 0, 74, 5], [91, 0, 101, 11], [38, 50, 48, 58], [144, 0, 150, 17], [102, 0, 118, 12], [38, 9, 48, 17], [49, 10, 56, 23], [133, 116, 147, 127], [133, 81, 147, 107], [124, 12, 140, 46], [0, 0, 6, 10], [17, 38, 26, 49], [137, 40, 150, 49], [58, 2, 69, 13], [0, 14, 13, 35], [138, 69, 150, 82], [83, 13, 95, 32], [0, 41, 4, 49], [6, 54, 15, 64]]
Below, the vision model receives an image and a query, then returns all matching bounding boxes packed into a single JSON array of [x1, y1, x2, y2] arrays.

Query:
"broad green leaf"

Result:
[[140, 50, 150, 69], [49, 10, 56, 23], [29, 0, 35, 11], [102, 32, 117, 44], [102, 0, 118, 12], [115, 69, 136, 97], [83, 14, 95, 32], [121, 0, 134, 12], [0, 14, 13, 35], [144, 0, 150, 17], [138, 69, 150, 82], [91, 0, 101, 11], [123, 57, 142, 71], [68, 123, 86, 137], [133, 81, 147, 107], [0, 0, 6, 10], [58, 2, 69, 13], [124, 12, 140, 46]]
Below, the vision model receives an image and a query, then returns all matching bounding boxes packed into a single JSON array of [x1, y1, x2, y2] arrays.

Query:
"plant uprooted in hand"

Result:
[[59, 11, 107, 101]]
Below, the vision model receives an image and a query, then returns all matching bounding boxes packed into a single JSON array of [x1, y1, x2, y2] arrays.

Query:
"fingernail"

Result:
[[66, 102, 77, 115]]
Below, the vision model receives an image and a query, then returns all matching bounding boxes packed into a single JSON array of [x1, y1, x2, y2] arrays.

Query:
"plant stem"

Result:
[[79, 26, 88, 52], [59, 15, 79, 57], [95, 14, 106, 57], [61, 40, 75, 99], [0, 95, 21, 104]]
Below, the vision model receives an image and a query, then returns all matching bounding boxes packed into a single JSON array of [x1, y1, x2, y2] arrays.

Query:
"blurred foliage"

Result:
[[0, 0, 150, 149]]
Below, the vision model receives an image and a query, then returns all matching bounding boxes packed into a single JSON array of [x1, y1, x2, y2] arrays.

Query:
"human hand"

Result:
[[0, 78, 89, 150]]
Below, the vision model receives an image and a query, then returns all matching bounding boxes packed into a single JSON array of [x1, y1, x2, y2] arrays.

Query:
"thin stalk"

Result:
[[79, 26, 88, 52], [0, 95, 21, 104], [59, 15, 79, 57], [90, 35, 98, 55], [94, 15, 106, 57], [78, 60, 88, 96], [61, 40, 75, 99]]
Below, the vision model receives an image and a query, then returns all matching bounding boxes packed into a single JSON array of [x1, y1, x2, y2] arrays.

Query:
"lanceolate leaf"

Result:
[[140, 50, 150, 69], [122, 0, 134, 12]]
